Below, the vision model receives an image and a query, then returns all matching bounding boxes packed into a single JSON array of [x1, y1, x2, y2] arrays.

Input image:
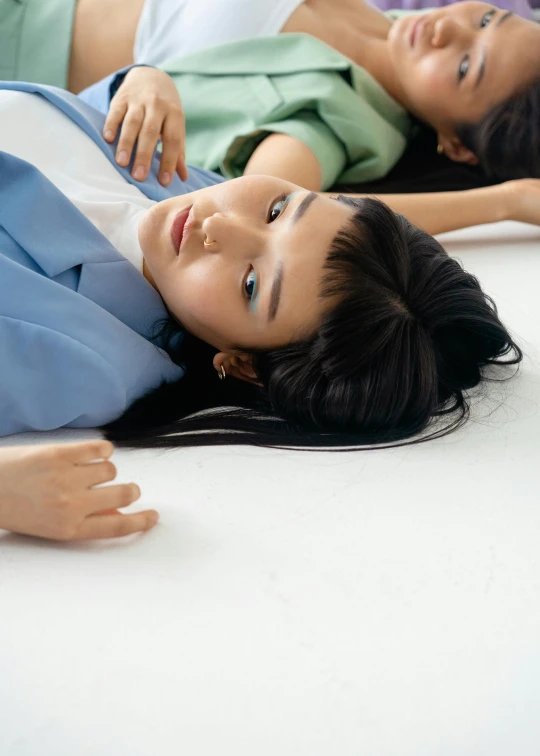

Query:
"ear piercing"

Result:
[[218, 365, 227, 380], [204, 237, 217, 247], [437, 144, 444, 155]]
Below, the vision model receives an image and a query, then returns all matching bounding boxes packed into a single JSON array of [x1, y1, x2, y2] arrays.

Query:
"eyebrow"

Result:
[[474, 11, 513, 89], [267, 192, 319, 322], [291, 191, 318, 225], [268, 262, 284, 323], [496, 10, 513, 27]]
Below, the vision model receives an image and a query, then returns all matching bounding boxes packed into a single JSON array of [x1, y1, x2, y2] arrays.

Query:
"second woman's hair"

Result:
[[457, 77, 540, 181], [102, 197, 522, 451]]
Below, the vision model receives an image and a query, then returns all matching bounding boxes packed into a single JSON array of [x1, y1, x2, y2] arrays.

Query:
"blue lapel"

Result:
[[0, 150, 170, 338], [0, 80, 198, 433]]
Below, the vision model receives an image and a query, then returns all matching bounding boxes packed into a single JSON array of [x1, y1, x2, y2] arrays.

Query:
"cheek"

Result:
[[417, 57, 450, 93], [161, 265, 229, 334], [406, 58, 453, 118]]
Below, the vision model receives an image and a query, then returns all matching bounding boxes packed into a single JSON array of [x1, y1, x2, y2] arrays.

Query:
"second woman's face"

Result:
[[388, 2, 540, 134], [138, 176, 355, 353]]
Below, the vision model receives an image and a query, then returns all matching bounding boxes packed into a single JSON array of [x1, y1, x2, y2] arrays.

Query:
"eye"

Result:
[[244, 267, 258, 308], [268, 193, 290, 223], [480, 9, 496, 27], [244, 268, 257, 298], [458, 55, 470, 82]]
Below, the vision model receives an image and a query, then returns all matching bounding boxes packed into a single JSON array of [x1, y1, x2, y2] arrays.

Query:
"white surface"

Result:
[[1, 221, 540, 756]]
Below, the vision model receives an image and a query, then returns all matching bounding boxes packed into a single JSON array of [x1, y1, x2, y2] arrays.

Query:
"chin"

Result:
[[386, 14, 406, 48], [137, 203, 162, 258]]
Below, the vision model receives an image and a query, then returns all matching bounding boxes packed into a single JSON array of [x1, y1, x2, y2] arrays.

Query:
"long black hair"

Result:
[[101, 197, 522, 451], [338, 123, 494, 196]]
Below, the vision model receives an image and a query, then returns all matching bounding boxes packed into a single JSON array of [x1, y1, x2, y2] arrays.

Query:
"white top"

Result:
[[134, 0, 304, 64], [0, 91, 155, 273]]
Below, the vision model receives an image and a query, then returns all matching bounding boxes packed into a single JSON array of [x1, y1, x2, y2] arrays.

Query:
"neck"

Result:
[[355, 35, 409, 109]]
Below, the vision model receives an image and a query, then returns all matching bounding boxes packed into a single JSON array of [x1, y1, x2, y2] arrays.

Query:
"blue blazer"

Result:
[[0, 78, 223, 436]]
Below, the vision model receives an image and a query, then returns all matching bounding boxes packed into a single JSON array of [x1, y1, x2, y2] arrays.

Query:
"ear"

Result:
[[213, 352, 264, 388], [438, 133, 479, 166]]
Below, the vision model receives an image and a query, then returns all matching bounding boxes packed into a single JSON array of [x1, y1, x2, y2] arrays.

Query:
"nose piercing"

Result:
[[204, 237, 217, 247]]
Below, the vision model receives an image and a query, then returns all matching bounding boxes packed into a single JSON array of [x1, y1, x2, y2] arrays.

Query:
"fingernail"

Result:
[[130, 484, 141, 501], [161, 172, 171, 185], [117, 150, 128, 165], [133, 165, 145, 181], [104, 130, 113, 141]]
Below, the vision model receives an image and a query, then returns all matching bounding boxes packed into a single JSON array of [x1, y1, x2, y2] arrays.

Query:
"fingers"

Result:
[[131, 108, 163, 182], [75, 458, 119, 489], [103, 98, 128, 145], [162, 112, 188, 184], [75, 509, 159, 540], [113, 104, 145, 172], [176, 154, 189, 184], [84, 479, 142, 512], [55, 440, 114, 464], [108, 105, 186, 185]]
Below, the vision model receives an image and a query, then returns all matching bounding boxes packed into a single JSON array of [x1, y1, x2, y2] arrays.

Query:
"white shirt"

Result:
[[134, 0, 304, 65], [0, 91, 155, 273]]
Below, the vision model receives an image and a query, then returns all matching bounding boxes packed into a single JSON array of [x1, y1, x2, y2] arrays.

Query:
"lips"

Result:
[[410, 18, 424, 47], [171, 206, 193, 254]]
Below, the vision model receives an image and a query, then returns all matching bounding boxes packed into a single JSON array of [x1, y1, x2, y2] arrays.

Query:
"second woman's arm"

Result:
[[244, 133, 539, 235]]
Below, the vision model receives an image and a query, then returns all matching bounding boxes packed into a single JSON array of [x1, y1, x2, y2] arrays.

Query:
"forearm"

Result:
[[68, 0, 143, 93], [245, 133, 322, 190], [324, 186, 507, 236], [245, 132, 510, 235]]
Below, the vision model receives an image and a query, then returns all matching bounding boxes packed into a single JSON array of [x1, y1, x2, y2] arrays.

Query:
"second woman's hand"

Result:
[[103, 66, 188, 186]]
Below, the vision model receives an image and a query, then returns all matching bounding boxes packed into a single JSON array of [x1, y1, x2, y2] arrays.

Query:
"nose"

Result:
[[202, 211, 260, 254], [430, 16, 471, 49]]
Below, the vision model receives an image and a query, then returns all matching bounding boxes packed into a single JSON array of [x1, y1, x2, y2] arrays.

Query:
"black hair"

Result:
[[351, 77, 540, 196], [340, 123, 492, 195], [457, 77, 540, 181], [101, 197, 522, 451]]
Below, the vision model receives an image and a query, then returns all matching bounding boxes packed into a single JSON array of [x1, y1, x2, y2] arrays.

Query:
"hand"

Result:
[[103, 66, 188, 186], [501, 179, 540, 227], [0, 440, 158, 541]]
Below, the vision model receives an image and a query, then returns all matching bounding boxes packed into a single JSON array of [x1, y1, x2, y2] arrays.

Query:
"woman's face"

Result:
[[138, 176, 355, 358], [388, 3, 540, 140]]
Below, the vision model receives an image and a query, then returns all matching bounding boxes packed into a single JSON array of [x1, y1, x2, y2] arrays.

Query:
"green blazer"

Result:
[[159, 34, 411, 190]]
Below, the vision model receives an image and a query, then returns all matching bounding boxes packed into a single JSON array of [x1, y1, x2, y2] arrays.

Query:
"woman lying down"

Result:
[[0, 65, 538, 542]]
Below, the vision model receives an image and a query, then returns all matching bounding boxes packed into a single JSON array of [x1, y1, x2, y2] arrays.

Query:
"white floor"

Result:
[[1, 220, 540, 756]]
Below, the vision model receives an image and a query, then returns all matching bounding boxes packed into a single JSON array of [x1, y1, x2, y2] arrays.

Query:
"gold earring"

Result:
[[204, 237, 217, 247], [218, 365, 227, 380], [437, 144, 444, 155]]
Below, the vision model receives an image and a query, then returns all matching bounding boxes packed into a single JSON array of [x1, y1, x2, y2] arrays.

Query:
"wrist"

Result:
[[489, 181, 516, 223], [124, 64, 154, 79], [113, 64, 154, 94]]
